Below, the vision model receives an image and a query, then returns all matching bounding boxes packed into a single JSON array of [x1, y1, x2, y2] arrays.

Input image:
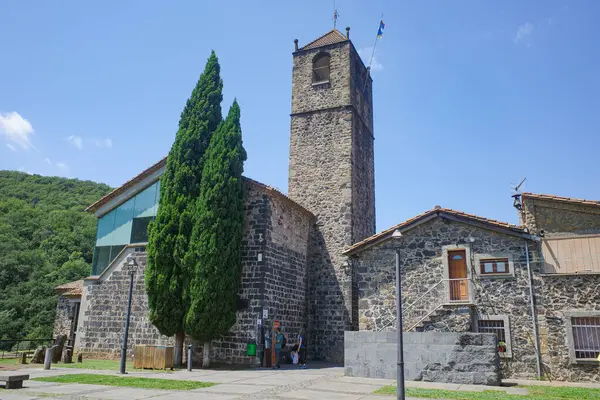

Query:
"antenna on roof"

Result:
[[510, 177, 526, 210], [511, 177, 527, 193]]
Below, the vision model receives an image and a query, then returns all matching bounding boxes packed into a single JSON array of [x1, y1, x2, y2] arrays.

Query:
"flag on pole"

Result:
[[377, 20, 386, 38]]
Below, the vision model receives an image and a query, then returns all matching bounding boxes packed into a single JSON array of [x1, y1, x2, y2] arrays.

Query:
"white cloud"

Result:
[[56, 162, 68, 172], [44, 157, 51, 165], [358, 47, 384, 72], [94, 138, 113, 149], [6, 143, 17, 152], [66, 135, 83, 149], [18, 166, 31, 174], [514, 22, 535, 45], [0, 112, 34, 150]]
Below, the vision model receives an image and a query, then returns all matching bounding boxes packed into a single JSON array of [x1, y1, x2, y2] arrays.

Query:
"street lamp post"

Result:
[[120, 257, 137, 375], [392, 229, 405, 400]]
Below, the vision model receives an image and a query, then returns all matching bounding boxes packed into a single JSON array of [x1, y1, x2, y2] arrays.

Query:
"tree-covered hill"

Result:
[[0, 171, 112, 341]]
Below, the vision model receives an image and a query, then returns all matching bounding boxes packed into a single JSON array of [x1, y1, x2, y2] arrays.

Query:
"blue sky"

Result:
[[1, 0, 599, 231]]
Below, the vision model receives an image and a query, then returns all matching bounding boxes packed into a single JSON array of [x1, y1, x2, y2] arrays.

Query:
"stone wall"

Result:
[[522, 197, 600, 236], [353, 217, 540, 379], [76, 251, 174, 358], [289, 39, 375, 362], [535, 274, 600, 382], [75, 182, 311, 365], [53, 296, 77, 338], [344, 331, 500, 385]]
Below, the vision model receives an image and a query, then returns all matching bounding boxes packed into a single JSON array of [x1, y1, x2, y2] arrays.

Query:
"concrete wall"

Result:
[[344, 331, 500, 385]]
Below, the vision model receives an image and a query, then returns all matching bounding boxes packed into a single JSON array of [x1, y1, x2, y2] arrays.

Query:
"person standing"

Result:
[[273, 327, 284, 369], [297, 329, 307, 368]]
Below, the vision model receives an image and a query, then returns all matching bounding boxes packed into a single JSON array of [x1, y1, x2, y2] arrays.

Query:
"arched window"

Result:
[[313, 53, 331, 83]]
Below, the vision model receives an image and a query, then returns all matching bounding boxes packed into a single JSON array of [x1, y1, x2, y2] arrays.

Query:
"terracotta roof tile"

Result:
[[300, 29, 348, 51], [343, 207, 526, 256], [55, 280, 83, 296], [86, 156, 313, 218], [522, 192, 600, 206]]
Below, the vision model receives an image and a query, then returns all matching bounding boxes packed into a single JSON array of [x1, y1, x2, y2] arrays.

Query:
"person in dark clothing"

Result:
[[273, 327, 284, 368], [297, 329, 307, 368]]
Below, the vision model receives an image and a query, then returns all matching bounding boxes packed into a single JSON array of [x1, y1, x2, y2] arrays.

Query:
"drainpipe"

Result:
[[525, 240, 542, 378]]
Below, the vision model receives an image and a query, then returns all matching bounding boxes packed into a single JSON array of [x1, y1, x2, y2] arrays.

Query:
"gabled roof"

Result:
[[86, 156, 313, 217], [522, 192, 600, 207], [343, 207, 528, 256], [87, 157, 167, 212], [300, 29, 348, 51]]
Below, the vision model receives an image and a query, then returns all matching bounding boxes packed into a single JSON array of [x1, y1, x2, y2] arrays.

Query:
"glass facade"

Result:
[[91, 181, 160, 275]]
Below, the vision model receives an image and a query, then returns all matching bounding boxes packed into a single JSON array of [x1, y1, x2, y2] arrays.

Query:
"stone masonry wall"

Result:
[[53, 296, 77, 338], [535, 274, 600, 382], [76, 182, 311, 365], [345, 331, 500, 385], [522, 197, 600, 236], [77, 251, 174, 358], [289, 40, 375, 362], [354, 217, 540, 379]]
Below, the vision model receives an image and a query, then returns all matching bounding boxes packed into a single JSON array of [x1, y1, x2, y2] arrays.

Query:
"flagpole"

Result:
[[367, 14, 384, 69], [364, 14, 384, 92]]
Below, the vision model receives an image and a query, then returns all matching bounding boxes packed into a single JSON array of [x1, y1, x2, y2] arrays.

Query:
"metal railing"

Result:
[[0, 338, 55, 359], [378, 278, 474, 332]]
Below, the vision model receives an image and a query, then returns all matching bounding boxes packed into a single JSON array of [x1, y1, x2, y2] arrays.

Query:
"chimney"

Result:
[[346, 26, 350, 39], [294, 39, 299, 52]]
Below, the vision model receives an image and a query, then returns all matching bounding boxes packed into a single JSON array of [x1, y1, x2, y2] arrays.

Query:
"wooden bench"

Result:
[[0, 373, 30, 389]]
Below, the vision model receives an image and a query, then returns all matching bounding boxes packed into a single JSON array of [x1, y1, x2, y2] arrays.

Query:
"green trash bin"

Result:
[[247, 343, 257, 357]]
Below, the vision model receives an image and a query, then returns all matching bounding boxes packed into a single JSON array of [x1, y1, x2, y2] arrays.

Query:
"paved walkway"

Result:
[[1, 364, 574, 400]]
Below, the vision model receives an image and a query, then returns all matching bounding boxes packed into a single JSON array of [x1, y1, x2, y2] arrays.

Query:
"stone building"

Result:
[[54, 27, 375, 364], [345, 193, 600, 381]]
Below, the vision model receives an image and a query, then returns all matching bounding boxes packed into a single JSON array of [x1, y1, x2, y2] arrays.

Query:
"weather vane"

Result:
[[333, 0, 339, 28]]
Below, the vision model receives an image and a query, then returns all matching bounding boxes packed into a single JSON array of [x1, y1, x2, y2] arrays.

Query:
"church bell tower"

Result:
[[288, 27, 376, 361]]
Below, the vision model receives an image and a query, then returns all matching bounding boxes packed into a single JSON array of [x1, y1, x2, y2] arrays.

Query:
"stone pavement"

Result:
[[0, 365, 535, 400]]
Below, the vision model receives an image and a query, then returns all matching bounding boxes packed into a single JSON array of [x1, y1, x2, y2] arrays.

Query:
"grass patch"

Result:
[[0, 358, 17, 365], [374, 385, 600, 399], [33, 374, 215, 390]]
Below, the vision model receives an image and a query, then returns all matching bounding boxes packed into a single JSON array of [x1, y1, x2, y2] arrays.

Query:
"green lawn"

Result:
[[33, 374, 215, 390], [374, 385, 600, 399]]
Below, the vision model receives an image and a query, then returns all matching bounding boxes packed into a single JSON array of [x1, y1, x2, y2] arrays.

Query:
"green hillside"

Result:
[[0, 171, 112, 341]]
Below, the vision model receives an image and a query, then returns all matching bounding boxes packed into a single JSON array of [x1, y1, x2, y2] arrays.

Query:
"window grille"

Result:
[[571, 317, 600, 360]]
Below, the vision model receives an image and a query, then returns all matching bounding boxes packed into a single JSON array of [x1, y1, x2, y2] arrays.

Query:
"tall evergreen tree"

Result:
[[145, 51, 223, 366], [185, 100, 247, 367]]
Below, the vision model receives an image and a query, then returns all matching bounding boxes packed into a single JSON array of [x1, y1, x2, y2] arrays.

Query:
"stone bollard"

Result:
[[187, 345, 192, 372], [44, 347, 53, 370]]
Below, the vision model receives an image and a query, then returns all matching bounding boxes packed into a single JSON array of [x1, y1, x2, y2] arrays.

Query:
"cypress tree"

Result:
[[185, 100, 247, 367], [145, 51, 223, 366]]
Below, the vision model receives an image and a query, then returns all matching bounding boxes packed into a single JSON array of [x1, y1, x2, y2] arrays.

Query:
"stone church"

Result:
[[54, 27, 374, 364], [55, 26, 600, 381]]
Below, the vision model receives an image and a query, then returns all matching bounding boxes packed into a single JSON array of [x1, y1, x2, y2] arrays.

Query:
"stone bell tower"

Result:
[[288, 27, 376, 361]]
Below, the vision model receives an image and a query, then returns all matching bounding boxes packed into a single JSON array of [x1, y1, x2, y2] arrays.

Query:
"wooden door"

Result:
[[448, 250, 468, 301]]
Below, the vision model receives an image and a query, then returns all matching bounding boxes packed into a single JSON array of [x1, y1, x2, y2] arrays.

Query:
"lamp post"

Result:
[[392, 229, 404, 400], [120, 257, 137, 375]]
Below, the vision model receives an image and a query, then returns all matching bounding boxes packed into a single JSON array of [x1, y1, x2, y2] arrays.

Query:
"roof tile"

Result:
[[300, 29, 348, 51], [343, 207, 525, 255]]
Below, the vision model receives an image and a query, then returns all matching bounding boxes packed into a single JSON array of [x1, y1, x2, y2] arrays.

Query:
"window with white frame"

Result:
[[476, 315, 512, 358], [570, 316, 600, 361], [474, 253, 515, 278]]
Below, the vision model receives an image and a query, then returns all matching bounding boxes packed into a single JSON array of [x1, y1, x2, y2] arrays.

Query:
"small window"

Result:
[[477, 316, 512, 358], [480, 258, 510, 275], [313, 53, 331, 83], [571, 317, 600, 361]]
